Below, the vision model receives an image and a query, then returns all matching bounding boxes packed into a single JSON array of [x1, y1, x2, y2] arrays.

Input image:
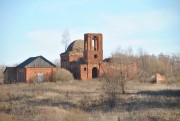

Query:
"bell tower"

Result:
[[84, 33, 103, 64]]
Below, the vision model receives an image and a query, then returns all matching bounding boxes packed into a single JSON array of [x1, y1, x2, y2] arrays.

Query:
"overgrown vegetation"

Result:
[[102, 65, 129, 108], [53, 68, 74, 82], [0, 80, 179, 121], [101, 47, 180, 110], [0, 47, 179, 120], [111, 47, 180, 83]]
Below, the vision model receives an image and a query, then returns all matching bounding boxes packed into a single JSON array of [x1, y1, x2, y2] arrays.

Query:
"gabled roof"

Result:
[[3, 67, 16, 74], [16, 56, 56, 68]]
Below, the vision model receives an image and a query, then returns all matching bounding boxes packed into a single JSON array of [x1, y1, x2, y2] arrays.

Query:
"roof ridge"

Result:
[[38, 56, 56, 67], [16, 55, 56, 68]]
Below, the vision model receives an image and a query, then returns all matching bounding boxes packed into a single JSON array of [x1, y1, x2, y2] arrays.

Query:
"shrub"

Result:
[[164, 76, 180, 85], [101, 66, 128, 109], [0, 65, 5, 82], [53, 68, 74, 82]]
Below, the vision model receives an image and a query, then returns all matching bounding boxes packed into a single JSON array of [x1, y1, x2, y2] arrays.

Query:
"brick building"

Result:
[[60, 33, 137, 80], [60, 33, 104, 80], [4, 56, 56, 83]]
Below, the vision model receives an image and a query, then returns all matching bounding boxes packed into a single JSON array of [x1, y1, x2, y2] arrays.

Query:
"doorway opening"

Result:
[[38, 73, 45, 83], [92, 67, 98, 78]]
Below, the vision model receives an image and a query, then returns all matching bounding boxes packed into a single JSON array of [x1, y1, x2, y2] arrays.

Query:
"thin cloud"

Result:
[[27, 29, 62, 43], [100, 10, 179, 35], [24, 10, 180, 60], [26, 29, 84, 61]]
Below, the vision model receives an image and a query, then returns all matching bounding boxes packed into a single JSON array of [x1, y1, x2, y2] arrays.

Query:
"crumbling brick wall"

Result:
[[60, 33, 137, 80]]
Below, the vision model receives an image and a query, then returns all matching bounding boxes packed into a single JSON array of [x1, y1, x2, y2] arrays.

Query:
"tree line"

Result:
[[109, 47, 180, 82]]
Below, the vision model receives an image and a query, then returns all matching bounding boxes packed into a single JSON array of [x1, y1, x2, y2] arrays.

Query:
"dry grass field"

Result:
[[0, 80, 179, 121]]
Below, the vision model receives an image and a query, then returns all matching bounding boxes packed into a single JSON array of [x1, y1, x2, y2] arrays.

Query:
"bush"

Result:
[[164, 76, 180, 85], [53, 68, 74, 82]]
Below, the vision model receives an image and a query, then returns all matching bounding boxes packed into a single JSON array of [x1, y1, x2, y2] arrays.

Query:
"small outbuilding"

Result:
[[3, 67, 16, 84], [4, 56, 56, 83]]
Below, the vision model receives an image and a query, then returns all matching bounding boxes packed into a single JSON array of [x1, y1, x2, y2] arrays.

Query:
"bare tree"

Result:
[[138, 48, 149, 71], [101, 46, 180, 108], [101, 62, 129, 109], [170, 53, 180, 77], [53, 59, 61, 67], [0, 64, 5, 81], [61, 29, 70, 51], [101, 47, 133, 108]]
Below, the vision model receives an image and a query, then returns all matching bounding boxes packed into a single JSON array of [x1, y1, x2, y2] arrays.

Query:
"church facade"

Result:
[[60, 33, 104, 80]]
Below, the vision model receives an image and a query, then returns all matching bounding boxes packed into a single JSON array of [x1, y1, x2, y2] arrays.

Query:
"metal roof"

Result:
[[16, 56, 56, 68]]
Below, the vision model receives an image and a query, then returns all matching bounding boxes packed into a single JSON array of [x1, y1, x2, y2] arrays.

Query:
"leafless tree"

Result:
[[0, 64, 5, 81], [61, 29, 70, 51], [138, 48, 149, 71], [101, 48, 133, 108], [170, 53, 180, 77], [102, 46, 180, 108], [101, 62, 129, 109], [53, 59, 61, 67]]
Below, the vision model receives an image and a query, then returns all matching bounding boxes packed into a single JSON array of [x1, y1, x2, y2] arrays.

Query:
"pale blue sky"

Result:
[[0, 0, 180, 65]]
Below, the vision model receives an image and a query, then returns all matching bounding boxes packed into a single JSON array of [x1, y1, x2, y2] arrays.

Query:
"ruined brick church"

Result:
[[60, 33, 104, 80], [60, 33, 137, 80]]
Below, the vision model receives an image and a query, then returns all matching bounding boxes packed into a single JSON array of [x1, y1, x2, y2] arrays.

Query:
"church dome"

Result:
[[65, 39, 84, 53]]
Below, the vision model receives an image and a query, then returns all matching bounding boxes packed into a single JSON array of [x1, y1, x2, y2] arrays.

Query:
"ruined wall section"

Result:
[[60, 52, 83, 68]]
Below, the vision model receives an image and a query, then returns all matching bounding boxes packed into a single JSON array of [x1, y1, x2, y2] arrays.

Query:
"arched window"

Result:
[[84, 67, 87, 71], [92, 36, 98, 51]]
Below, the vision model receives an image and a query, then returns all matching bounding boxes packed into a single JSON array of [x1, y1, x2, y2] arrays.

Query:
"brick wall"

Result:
[[80, 63, 104, 80], [101, 62, 137, 80], [69, 53, 83, 62], [26, 67, 56, 83], [61, 53, 83, 68]]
